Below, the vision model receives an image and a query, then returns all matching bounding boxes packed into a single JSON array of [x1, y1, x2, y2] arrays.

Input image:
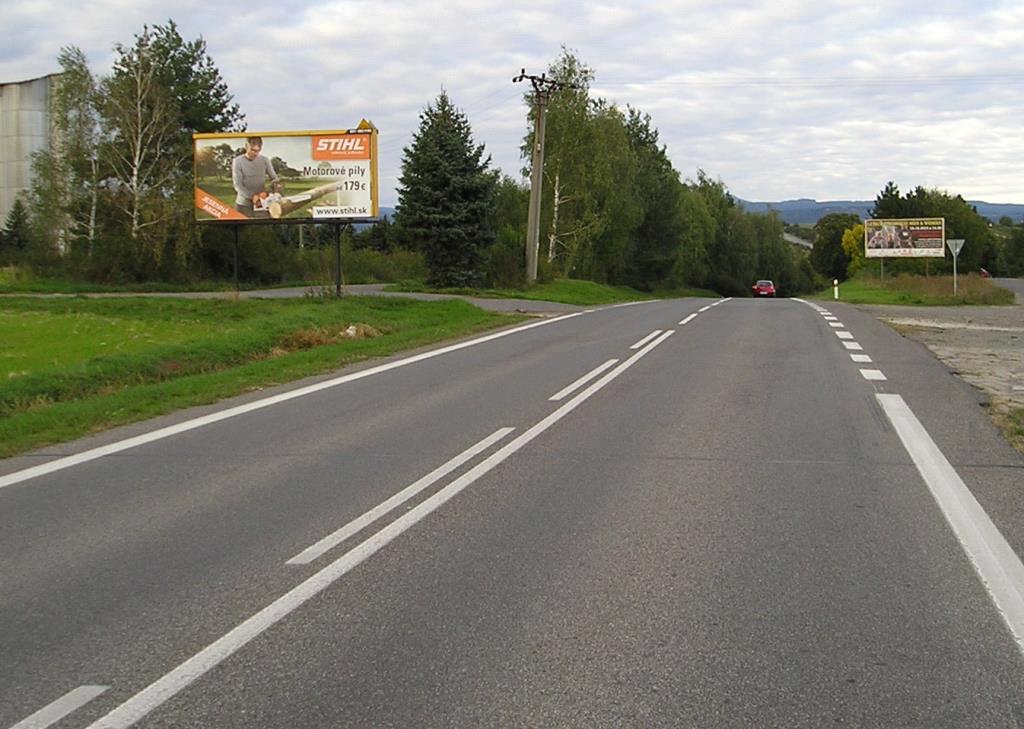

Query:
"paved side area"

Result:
[[855, 281, 1023, 449]]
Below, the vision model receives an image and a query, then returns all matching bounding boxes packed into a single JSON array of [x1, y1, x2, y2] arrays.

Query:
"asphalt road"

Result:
[[3, 296, 1024, 728]]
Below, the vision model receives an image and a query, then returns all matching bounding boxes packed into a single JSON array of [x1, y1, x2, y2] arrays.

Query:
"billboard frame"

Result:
[[192, 121, 380, 225], [864, 217, 946, 258]]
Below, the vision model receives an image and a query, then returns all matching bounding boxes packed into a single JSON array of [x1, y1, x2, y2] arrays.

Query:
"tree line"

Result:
[[393, 49, 821, 295], [5, 30, 1016, 292], [810, 181, 1024, 281]]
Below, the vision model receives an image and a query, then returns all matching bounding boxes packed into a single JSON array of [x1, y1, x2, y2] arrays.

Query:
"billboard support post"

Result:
[[233, 225, 240, 293], [334, 222, 343, 298]]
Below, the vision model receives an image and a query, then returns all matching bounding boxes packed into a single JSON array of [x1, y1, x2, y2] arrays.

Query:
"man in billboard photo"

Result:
[[232, 137, 279, 217]]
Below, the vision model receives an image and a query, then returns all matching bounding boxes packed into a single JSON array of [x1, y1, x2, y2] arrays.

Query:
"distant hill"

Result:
[[737, 198, 1024, 226]]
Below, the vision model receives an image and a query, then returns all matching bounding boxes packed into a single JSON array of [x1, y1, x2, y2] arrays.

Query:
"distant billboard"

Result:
[[864, 218, 945, 258], [193, 122, 378, 223]]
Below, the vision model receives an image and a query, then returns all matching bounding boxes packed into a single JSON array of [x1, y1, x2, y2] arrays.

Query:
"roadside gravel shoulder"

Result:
[[855, 293, 1023, 452]]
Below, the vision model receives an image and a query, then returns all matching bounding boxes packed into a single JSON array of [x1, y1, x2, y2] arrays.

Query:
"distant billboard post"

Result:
[[864, 218, 945, 258], [193, 122, 379, 295]]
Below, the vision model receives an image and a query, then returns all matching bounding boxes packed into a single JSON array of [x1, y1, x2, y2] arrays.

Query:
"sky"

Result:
[[3, 0, 1023, 207]]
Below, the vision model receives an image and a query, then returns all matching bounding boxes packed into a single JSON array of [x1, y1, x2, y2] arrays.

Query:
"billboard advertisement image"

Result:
[[193, 123, 378, 223], [864, 218, 945, 258]]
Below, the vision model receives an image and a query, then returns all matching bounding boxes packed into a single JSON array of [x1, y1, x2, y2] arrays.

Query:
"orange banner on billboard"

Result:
[[195, 188, 247, 221], [312, 133, 371, 160]]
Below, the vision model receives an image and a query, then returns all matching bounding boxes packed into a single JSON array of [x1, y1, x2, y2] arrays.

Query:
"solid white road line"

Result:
[[630, 330, 663, 350], [851, 354, 873, 363], [842, 341, 864, 351], [836, 331, 854, 340], [0, 312, 587, 492], [549, 359, 619, 402], [878, 393, 1024, 655], [678, 313, 698, 326], [860, 369, 887, 381], [83, 329, 677, 729], [9, 686, 108, 729], [287, 428, 515, 565]]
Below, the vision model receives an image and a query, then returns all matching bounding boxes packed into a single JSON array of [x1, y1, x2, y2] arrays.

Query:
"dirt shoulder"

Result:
[[855, 299, 1024, 451]]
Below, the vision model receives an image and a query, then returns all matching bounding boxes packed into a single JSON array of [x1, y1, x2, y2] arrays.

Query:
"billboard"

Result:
[[193, 122, 378, 223], [864, 218, 945, 258]]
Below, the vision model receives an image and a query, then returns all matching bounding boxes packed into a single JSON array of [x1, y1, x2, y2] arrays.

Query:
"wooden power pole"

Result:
[[514, 70, 568, 283]]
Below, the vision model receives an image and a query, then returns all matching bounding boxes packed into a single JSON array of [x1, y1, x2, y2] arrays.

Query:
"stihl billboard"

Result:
[[192, 122, 378, 223]]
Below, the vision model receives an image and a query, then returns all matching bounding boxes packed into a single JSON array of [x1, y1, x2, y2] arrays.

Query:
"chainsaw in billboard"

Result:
[[192, 122, 379, 223]]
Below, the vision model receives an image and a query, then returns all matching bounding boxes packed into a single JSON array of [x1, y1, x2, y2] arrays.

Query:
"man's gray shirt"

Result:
[[232, 155, 278, 205]]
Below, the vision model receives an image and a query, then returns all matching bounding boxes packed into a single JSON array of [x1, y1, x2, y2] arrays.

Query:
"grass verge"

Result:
[[993, 406, 1024, 455], [386, 278, 718, 306], [818, 272, 1015, 305], [0, 296, 522, 458]]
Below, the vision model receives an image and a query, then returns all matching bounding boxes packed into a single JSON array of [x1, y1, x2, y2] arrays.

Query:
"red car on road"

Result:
[[752, 279, 776, 297]]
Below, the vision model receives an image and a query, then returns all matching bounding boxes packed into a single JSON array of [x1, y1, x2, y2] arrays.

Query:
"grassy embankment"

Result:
[[0, 295, 522, 459], [387, 278, 719, 306], [822, 271, 1014, 306]]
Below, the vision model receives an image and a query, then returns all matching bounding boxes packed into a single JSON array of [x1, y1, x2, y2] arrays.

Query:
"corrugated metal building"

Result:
[[0, 73, 60, 223]]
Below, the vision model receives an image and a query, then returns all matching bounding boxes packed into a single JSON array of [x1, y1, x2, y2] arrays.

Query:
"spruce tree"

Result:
[[0, 198, 33, 260], [396, 92, 497, 288]]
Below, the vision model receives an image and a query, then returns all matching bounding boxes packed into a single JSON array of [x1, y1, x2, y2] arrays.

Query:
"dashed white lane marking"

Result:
[[9, 686, 108, 729], [549, 359, 619, 401], [82, 330, 677, 729], [842, 341, 864, 351], [860, 369, 887, 381], [630, 330, 664, 350], [878, 393, 1024, 657], [823, 315, 838, 321], [829, 322, 844, 328], [287, 428, 515, 565], [851, 354, 873, 363], [836, 331, 855, 340], [678, 313, 698, 325], [0, 311, 591, 492], [698, 305, 712, 313]]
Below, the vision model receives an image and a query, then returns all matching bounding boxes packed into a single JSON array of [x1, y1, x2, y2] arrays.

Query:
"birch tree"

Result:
[[102, 27, 185, 254]]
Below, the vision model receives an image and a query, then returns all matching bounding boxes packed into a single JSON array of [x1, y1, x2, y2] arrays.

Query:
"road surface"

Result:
[[3, 296, 1024, 728]]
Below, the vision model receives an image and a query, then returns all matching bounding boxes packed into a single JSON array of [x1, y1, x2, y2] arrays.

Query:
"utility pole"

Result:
[[514, 69, 568, 283]]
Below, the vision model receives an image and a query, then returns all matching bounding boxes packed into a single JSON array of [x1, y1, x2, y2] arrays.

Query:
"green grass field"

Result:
[[819, 272, 1015, 306], [0, 295, 520, 458]]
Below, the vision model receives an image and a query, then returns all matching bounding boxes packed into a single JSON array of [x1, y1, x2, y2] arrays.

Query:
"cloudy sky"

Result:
[[4, 0, 1023, 206]]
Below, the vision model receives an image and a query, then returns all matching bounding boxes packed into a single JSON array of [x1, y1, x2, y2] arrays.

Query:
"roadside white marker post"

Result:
[[833, 279, 839, 300], [947, 238, 965, 298]]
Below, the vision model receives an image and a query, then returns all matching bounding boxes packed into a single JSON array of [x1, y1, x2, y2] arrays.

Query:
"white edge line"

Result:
[[877, 393, 1024, 655], [678, 313, 698, 326], [630, 330, 663, 350], [10, 686, 109, 729], [604, 299, 660, 309], [0, 311, 586, 491], [286, 427, 515, 565], [549, 359, 619, 402], [84, 329, 677, 729]]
